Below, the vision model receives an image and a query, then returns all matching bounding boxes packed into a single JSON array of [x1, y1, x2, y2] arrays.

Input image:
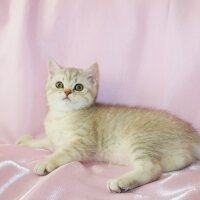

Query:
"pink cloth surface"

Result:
[[1, 0, 200, 199]]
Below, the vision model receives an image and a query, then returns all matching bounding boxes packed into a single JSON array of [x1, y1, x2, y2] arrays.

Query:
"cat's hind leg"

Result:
[[16, 135, 53, 151], [107, 157, 162, 193], [161, 153, 194, 172]]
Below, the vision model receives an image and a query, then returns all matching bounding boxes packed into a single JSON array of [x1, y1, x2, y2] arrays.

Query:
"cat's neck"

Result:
[[47, 106, 92, 119], [47, 108, 74, 118], [47, 109, 67, 118]]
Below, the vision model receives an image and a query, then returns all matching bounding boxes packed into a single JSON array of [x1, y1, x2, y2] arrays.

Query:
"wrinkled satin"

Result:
[[1, 0, 200, 199], [0, 146, 200, 200]]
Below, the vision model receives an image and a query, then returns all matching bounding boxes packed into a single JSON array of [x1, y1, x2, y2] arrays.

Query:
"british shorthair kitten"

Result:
[[17, 59, 200, 193]]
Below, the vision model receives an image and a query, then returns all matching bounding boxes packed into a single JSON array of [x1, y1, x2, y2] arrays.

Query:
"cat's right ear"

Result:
[[48, 57, 62, 75], [86, 62, 99, 84]]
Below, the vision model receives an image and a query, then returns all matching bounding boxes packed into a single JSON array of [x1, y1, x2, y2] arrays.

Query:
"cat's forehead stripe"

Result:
[[64, 68, 82, 82]]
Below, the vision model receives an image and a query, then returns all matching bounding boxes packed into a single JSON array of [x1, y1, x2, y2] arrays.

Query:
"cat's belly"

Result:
[[94, 142, 130, 165]]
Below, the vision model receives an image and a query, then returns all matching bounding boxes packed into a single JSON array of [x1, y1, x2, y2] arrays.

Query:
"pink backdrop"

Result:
[[0, 0, 200, 199]]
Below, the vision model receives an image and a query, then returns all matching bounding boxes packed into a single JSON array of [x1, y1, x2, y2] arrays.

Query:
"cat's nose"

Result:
[[64, 89, 72, 96]]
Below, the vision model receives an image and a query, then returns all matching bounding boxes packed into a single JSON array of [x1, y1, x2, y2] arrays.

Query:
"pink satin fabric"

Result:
[[0, 0, 200, 199]]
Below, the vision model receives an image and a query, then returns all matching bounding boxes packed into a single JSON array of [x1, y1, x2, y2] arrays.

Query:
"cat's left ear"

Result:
[[86, 62, 99, 84], [48, 57, 62, 75]]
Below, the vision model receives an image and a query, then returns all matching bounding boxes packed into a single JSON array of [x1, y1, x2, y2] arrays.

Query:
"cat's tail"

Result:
[[192, 142, 200, 160]]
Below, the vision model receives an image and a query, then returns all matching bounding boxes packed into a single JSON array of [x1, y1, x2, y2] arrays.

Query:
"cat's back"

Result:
[[92, 103, 197, 138], [93, 103, 177, 126]]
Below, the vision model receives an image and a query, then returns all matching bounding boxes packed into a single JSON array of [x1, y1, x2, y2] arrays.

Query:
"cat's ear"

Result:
[[48, 57, 62, 75], [86, 62, 99, 83]]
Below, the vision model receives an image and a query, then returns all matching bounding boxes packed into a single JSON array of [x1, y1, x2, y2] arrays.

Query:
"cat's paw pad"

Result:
[[107, 178, 132, 193], [16, 135, 33, 146], [34, 161, 56, 175]]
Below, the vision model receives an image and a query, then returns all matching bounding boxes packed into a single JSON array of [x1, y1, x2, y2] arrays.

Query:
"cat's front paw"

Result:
[[34, 160, 57, 175], [16, 135, 33, 146], [107, 178, 133, 193]]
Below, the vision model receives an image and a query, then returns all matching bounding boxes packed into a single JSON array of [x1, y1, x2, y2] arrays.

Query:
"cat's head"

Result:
[[46, 58, 99, 111]]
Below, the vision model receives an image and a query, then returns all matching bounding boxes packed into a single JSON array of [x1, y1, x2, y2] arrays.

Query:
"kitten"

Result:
[[17, 59, 200, 193]]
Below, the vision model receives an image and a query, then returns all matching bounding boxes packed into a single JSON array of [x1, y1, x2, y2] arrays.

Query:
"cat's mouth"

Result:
[[62, 96, 71, 102]]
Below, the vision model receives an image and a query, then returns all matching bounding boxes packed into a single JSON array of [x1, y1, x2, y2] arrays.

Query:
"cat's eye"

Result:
[[74, 83, 84, 91], [55, 81, 64, 88]]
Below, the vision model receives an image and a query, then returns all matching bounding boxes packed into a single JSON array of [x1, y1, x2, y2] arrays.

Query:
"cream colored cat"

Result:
[[17, 59, 200, 193]]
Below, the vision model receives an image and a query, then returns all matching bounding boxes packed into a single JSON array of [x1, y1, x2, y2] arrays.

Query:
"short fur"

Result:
[[17, 59, 200, 193]]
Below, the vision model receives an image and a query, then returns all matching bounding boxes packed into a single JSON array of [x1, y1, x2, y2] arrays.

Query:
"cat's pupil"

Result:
[[55, 81, 64, 88], [74, 83, 84, 91]]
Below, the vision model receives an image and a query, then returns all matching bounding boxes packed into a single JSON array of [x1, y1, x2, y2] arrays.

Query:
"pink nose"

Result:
[[64, 89, 72, 96]]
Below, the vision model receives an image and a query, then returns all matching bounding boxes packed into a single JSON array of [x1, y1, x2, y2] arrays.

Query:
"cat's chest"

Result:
[[44, 114, 78, 148]]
